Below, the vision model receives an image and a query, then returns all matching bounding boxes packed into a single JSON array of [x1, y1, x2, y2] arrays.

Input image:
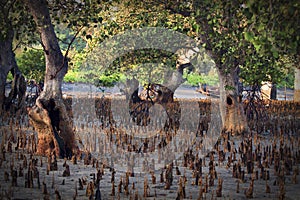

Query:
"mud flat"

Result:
[[0, 98, 299, 199], [0, 133, 299, 200]]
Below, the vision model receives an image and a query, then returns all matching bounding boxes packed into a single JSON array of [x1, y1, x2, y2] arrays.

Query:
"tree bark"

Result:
[[0, 69, 7, 114], [0, 17, 26, 114], [120, 77, 139, 100], [270, 83, 277, 100], [25, 0, 76, 158], [294, 67, 300, 102], [0, 27, 14, 113], [4, 62, 27, 112], [217, 67, 248, 136]]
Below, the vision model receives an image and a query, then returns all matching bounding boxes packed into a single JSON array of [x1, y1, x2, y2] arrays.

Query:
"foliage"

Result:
[[66, 0, 293, 90], [243, 0, 299, 59], [276, 71, 295, 89], [91, 0, 199, 43], [55, 24, 86, 52], [184, 71, 219, 87], [3, 0, 298, 93], [0, 0, 38, 48], [6, 71, 13, 81], [274, 55, 296, 88], [159, 0, 299, 92], [241, 0, 299, 86], [48, 0, 107, 38], [16, 49, 45, 83], [77, 0, 201, 88], [184, 72, 203, 86], [64, 70, 81, 83], [191, 1, 248, 70], [98, 73, 126, 87], [240, 53, 296, 88]]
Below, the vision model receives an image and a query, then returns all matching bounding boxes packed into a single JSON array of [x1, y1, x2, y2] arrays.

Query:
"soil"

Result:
[[0, 95, 299, 200]]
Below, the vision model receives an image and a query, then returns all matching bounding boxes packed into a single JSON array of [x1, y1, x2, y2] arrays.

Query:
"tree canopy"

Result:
[[3, 0, 299, 89]]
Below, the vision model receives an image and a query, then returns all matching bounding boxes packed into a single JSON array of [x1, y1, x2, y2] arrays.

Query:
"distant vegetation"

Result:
[[15, 49, 45, 84], [10, 14, 295, 90], [12, 44, 294, 89]]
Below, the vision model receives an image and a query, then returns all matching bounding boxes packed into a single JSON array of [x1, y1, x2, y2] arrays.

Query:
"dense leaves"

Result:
[[76, 0, 201, 87], [162, 0, 299, 89], [16, 49, 45, 83], [241, 0, 299, 86], [0, 0, 37, 47], [1, 0, 298, 89], [244, 0, 299, 57]]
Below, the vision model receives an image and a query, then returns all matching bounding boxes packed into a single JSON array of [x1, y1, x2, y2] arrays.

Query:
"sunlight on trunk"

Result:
[[223, 95, 248, 135]]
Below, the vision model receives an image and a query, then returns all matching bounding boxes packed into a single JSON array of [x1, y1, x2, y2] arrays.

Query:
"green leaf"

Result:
[[271, 48, 279, 58], [244, 31, 254, 41], [225, 85, 236, 91], [253, 40, 261, 52]]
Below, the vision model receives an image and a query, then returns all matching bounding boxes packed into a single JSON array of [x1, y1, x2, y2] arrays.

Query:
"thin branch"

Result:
[[39, 34, 48, 54], [52, 26, 83, 79], [163, 0, 191, 17], [12, 39, 23, 52], [57, 37, 71, 45], [28, 45, 44, 51], [64, 26, 83, 61]]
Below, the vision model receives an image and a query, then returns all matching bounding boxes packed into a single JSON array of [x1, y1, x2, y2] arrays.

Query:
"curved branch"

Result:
[[52, 26, 83, 79]]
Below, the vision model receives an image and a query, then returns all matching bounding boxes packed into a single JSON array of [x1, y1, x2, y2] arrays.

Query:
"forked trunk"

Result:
[[294, 67, 300, 102], [5, 67, 27, 112], [0, 0, 12, 114], [121, 77, 139, 100], [0, 23, 26, 114], [218, 68, 248, 136], [28, 83, 76, 158], [128, 57, 189, 130], [25, 0, 76, 158]]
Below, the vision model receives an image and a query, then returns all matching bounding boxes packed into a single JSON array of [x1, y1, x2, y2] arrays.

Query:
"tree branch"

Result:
[[56, 37, 71, 45], [163, 0, 192, 17], [12, 39, 23, 52], [52, 26, 83, 79]]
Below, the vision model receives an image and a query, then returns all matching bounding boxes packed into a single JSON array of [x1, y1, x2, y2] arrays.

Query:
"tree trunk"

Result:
[[0, 29, 14, 113], [4, 63, 27, 112], [0, 20, 26, 114], [261, 81, 272, 100], [25, 0, 76, 158], [120, 77, 139, 100], [217, 67, 248, 136], [128, 57, 189, 129], [270, 83, 277, 100], [294, 67, 300, 102], [0, 70, 7, 114]]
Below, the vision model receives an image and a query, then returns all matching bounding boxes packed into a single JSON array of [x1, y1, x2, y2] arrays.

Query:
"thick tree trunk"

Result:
[[120, 78, 139, 100], [0, 30, 14, 113], [0, 70, 6, 114], [217, 68, 248, 136], [5, 65, 27, 112], [25, 0, 76, 158], [0, 22, 26, 114], [294, 68, 300, 102]]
